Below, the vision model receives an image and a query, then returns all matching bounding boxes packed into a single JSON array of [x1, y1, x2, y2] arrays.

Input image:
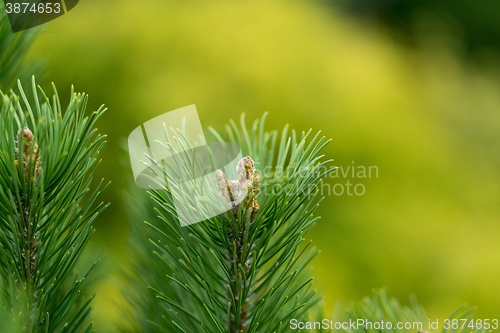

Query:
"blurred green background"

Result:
[[27, 0, 500, 330]]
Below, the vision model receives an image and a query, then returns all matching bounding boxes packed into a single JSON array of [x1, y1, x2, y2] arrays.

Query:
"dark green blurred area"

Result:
[[27, 0, 500, 330], [335, 0, 500, 56]]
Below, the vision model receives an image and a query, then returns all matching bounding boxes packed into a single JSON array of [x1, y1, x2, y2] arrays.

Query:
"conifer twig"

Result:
[[140, 113, 334, 333], [0, 78, 108, 332]]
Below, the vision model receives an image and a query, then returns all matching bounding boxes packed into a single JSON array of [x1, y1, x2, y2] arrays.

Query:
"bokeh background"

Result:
[[26, 0, 500, 330]]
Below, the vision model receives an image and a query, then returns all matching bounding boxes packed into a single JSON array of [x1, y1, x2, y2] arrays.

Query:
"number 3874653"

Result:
[[5, 2, 61, 14]]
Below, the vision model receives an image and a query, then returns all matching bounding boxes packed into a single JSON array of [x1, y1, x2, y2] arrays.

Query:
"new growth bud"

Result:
[[15, 127, 41, 184], [215, 156, 260, 223]]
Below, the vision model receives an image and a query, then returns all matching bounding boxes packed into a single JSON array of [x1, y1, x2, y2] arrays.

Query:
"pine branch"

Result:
[[0, 78, 108, 332], [137, 113, 333, 333]]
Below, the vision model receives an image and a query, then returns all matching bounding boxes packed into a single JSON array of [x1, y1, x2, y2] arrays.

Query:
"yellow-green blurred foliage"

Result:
[[30, 0, 500, 330]]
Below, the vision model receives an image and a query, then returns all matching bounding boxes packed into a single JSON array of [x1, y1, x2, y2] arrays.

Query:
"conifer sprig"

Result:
[[142, 114, 333, 333], [0, 78, 109, 333]]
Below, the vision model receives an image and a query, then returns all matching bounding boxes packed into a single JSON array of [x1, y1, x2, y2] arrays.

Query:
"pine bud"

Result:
[[15, 127, 41, 184], [215, 156, 260, 223]]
